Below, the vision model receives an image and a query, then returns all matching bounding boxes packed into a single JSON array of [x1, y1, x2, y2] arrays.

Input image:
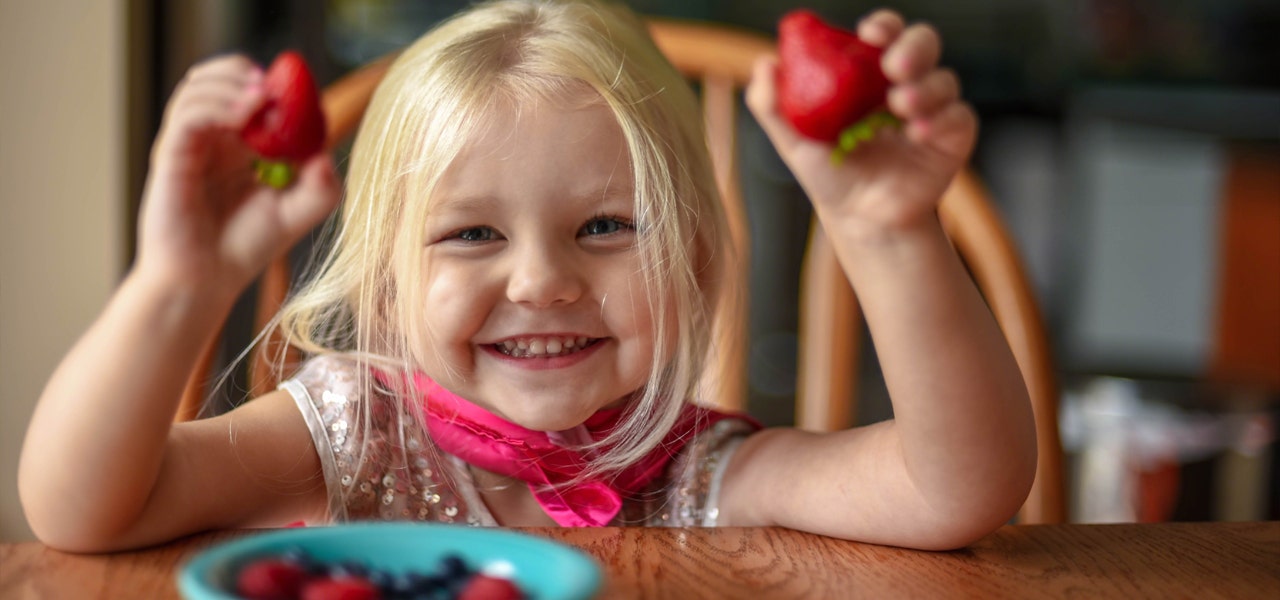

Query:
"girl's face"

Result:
[[415, 95, 663, 431]]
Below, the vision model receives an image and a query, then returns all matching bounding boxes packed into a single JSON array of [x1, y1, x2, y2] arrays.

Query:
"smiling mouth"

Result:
[[493, 336, 602, 358]]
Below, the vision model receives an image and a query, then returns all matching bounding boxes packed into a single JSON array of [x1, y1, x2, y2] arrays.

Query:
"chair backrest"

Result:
[[177, 16, 1065, 524], [646, 18, 1064, 525]]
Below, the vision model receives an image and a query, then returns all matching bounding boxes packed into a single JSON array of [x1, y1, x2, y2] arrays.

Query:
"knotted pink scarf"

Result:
[[391, 370, 752, 527]]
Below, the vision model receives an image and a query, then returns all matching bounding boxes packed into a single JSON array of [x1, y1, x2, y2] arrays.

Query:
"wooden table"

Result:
[[2, 522, 1277, 598]]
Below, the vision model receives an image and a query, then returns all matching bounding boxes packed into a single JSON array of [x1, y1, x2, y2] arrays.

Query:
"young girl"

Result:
[[19, 0, 1037, 552]]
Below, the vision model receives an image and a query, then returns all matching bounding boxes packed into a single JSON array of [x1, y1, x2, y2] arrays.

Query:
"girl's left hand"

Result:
[[747, 10, 976, 235]]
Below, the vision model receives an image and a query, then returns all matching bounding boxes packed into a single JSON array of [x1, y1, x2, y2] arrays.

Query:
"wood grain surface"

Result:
[[2, 523, 1277, 599]]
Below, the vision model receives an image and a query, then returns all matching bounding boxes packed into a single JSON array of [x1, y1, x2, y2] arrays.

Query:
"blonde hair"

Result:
[[276, 0, 734, 488]]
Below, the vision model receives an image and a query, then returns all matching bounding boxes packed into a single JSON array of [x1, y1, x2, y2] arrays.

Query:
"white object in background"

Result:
[[1062, 378, 1277, 522], [1068, 378, 1141, 523]]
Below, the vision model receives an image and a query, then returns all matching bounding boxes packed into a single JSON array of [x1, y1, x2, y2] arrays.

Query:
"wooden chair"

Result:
[[177, 17, 1066, 524], [647, 20, 1064, 524]]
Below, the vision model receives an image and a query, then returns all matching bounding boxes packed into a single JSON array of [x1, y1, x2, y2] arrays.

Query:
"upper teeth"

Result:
[[498, 336, 592, 358]]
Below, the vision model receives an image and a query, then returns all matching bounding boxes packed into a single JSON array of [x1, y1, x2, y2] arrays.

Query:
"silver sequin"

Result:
[[282, 353, 756, 529]]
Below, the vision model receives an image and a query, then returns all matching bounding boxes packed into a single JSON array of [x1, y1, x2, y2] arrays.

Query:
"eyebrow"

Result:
[[575, 185, 636, 208], [431, 186, 636, 213], [429, 194, 504, 215]]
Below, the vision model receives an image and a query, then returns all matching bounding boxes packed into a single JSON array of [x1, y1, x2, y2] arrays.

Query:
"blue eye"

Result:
[[581, 216, 634, 237], [452, 226, 497, 242]]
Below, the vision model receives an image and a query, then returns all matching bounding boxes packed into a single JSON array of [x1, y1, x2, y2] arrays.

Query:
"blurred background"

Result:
[[2, 0, 1277, 541]]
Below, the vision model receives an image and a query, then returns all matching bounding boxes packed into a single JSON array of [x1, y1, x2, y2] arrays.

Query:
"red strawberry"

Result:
[[241, 50, 326, 188], [235, 558, 309, 600], [457, 574, 525, 600], [776, 10, 897, 157], [300, 575, 381, 600]]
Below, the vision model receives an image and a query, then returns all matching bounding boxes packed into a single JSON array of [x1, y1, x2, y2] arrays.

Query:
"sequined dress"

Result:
[[279, 354, 756, 527]]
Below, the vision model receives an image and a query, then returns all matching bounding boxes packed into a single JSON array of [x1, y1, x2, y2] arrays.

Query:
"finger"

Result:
[[162, 63, 266, 133], [183, 54, 263, 88], [168, 55, 262, 119], [857, 9, 906, 48], [882, 23, 942, 83], [158, 98, 241, 156], [176, 83, 265, 123], [153, 96, 257, 171], [278, 155, 341, 239], [161, 90, 263, 153], [887, 68, 960, 120], [905, 101, 977, 160]]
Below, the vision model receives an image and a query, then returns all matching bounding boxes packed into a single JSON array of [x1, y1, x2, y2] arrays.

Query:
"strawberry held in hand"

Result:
[[777, 10, 898, 159], [241, 50, 326, 188]]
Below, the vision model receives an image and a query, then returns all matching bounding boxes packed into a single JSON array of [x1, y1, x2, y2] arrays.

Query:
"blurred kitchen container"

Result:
[[1061, 376, 1275, 523]]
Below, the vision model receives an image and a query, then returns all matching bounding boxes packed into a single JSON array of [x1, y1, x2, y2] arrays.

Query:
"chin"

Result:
[[502, 408, 590, 433], [480, 384, 640, 432], [487, 396, 599, 432]]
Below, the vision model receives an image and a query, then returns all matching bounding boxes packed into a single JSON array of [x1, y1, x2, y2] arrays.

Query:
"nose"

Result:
[[505, 242, 585, 307]]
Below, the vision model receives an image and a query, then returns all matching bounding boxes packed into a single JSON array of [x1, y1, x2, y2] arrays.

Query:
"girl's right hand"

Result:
[[136, 54, 340, 301]]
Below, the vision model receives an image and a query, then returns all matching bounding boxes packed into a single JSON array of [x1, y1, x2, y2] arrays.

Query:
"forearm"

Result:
[[19, 269, 237, 545], [831, 211, 1037, 525]]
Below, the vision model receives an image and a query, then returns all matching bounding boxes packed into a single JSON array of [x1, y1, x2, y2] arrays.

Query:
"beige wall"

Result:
[[0, 2, 127, 541]]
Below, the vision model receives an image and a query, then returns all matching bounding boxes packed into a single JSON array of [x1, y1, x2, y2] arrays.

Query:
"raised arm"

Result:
[[18, 55, 339, 551], [724, 11, 1037, 549]]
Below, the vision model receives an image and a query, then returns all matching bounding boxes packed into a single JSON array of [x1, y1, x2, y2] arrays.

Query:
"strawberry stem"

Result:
[[254, 159, 296, 189], [829, 111, 902, 164]]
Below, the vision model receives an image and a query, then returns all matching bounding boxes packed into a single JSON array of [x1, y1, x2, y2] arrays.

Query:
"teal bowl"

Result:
[[177, 523, 602, 599]]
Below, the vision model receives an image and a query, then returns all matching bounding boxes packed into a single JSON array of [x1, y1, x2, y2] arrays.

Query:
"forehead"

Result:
[[435, 93, 634, 207]]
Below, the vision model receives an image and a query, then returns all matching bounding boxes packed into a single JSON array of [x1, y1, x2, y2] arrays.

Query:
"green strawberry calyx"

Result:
[[253, 159, 297, 190], [830, 111, 902, 164]]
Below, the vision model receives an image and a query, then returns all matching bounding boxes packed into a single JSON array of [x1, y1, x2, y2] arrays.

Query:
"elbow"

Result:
[[21, 496, 114, 554], [28, 527, 119, 555], [912, 456, 1039, 552], [909, 508, 1017, 551], [23, 505, 140, 554], [903, 500, 1023, 552], [19, 472, 134, 554]]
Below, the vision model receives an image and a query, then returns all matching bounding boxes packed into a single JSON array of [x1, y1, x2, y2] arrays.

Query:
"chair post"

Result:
[[939, 170, 1066, 524], [795, 223, 860, 432], [701, 73, 750, 412]]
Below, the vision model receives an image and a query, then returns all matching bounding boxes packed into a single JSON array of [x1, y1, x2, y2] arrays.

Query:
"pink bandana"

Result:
[[388, 370, 752, 527]]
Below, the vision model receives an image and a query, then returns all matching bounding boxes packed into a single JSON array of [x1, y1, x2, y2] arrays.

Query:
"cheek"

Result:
[[418, 262, 491, 361], [607, 273, 676, 381]]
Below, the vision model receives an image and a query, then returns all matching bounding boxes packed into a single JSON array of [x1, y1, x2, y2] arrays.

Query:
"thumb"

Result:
[[745, 56, 805, 158], [278, 154, 341, 240]]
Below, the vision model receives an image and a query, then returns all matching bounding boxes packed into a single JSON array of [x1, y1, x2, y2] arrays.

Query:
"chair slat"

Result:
[[939, 170, 1066, 524], [796, 224, 860, 432], [249, 255, 296, 397], [701, 73, 749, 412]]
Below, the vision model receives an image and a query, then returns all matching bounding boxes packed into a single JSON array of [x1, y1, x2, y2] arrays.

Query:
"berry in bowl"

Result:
[[178, 523, 602, 600]]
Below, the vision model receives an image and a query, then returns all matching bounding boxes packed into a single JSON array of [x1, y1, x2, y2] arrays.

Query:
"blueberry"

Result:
[[389, 572, 420, 595], [367, 569, 394, 590], [420, 574, 449, 591], [439, 554, 469, 579], [281, 547, 325, 576], [410, 591, 448, 600], [328, 559, 369, 578], [281, 546, 309, 563], [444, 574, 472, 595]]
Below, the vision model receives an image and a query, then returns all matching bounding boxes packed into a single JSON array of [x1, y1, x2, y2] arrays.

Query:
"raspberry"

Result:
[[229, 549, 527, 600], [300, 576, 381, 600], [457, 574, 525, 600], [235, 558, 308, 600]]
